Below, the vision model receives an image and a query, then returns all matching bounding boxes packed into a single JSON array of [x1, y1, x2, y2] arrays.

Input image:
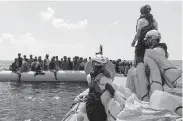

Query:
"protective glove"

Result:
[[105, 83, 115, 97]]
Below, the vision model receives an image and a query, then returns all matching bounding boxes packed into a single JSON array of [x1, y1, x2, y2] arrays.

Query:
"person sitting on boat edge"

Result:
[[34, 56, 45, 76], [35, 56, 44, 71], [20, 58, 29, 73], [9, 58, 19, 72], [127, 30, 171, 101], [86, 54, 122, 121], [131, 4, 158, 66], [31, 59, 37, 71], [49, 58, 56, 70], [144, 30, 182, 88], [126, 30, 182, 116]]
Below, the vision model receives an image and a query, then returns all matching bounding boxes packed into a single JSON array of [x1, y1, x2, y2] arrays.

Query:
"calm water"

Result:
[[0, 81, 88, 121], [0, 60, 88, 121], [0, 60, 182, 121]]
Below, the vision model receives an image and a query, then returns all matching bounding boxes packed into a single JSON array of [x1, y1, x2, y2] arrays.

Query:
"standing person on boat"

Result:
[[68, 57, 73, 70], [55, 56, 60, 70], [9, 58, 19, 72], [86, 54, 117, 121], [61, 56, 70, 70], [28, 54, 34, 69], [73, 56, 79, 70], [44, 54, 50, 71], [79, 57, 85, 70], [49, 58, 56, 70], [89, 57, 91, 61], [35, 56, 38, 62], [131, 5, 158, 66], [23, 55, 27, 61], [83, 58, 88, 69], [59, 58, 63, 70], [17, 53, 23, 70]]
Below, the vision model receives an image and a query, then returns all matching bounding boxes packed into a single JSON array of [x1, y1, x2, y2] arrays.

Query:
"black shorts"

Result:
[[135, 45, 146, 57], [135, 44, 146, 64]]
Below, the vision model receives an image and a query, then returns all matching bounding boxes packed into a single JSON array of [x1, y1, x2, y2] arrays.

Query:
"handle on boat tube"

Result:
[[34, 71, 45, 77]]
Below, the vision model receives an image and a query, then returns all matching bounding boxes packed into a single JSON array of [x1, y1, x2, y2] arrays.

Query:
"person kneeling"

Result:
[[86, 54, 122, 121]]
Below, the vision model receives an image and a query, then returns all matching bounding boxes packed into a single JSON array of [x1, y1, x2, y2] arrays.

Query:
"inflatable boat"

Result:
[[61, 57, 182, 121], [61, 76, 127, 121], [0, 59, 116, 82], [0, 70, 86, 82], [61, 76, 182, 121]]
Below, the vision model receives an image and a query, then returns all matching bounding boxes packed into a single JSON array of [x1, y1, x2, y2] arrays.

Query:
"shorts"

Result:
[[135, 44, 146, 65]]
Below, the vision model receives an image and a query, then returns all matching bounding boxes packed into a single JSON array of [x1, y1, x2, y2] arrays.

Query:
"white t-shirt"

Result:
[[137, 18, 158, 30]]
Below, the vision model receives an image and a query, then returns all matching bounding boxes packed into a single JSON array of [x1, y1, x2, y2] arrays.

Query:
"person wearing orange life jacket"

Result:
[[131, 5, 158, 66]]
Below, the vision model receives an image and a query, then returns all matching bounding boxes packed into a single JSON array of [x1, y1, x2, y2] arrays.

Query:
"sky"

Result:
[[0, 1, 182, 60]]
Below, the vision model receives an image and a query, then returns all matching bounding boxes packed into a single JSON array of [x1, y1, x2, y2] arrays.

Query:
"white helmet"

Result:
[[92, 54, 108, 66], [144, 30, 161, 41]]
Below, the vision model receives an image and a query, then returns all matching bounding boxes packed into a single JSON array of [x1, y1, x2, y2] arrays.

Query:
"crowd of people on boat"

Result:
[[9, 53, 133, 74]]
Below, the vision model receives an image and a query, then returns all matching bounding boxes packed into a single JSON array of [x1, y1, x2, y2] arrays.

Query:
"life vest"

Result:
[[86, 72, 107, 121], [151, 43, 169, 58], [88, 72, 105, 98], [136, 14, 156, 49]]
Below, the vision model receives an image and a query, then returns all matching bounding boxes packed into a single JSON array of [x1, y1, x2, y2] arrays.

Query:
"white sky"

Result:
[[0, 1, 182, 60]]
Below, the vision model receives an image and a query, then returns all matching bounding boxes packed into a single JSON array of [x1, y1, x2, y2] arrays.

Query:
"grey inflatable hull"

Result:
[[0, 71, 86, 82]]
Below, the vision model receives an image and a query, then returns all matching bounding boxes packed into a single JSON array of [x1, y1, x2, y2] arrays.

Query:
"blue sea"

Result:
[[0, 60, 182, 121]]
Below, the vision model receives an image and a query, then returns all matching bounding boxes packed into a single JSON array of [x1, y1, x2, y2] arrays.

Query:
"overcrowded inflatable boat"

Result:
[[0, 70, 86, 82], [0, 59, 116, 82]]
